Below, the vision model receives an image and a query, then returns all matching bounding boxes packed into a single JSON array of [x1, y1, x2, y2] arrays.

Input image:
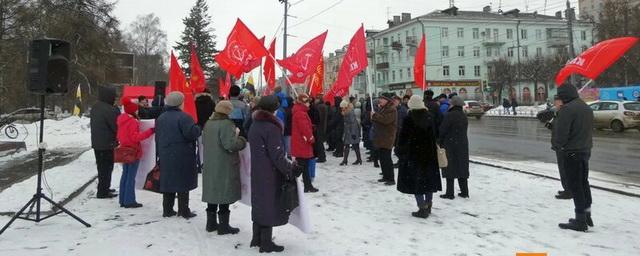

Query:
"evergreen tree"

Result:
[[174, 0, 218, 78]]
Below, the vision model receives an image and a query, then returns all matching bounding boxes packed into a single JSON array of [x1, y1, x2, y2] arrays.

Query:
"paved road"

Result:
[[468, 117, 640, 182]]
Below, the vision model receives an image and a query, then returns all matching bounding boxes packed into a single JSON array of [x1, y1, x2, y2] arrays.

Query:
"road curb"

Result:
[[470, 159, 640, 198]]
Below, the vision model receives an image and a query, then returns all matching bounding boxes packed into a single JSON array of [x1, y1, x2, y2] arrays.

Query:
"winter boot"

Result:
[[559, 213, 589, 232], [250, 222, 261, 248], [426, 202, 433, 214], [555, 191, 573, 200], [217, 212, 240, 235], [206, 211, 217, 232], [458, 178, 469, 198], [177, 192, 197, 219], [162, 193, 177, 217], [440, 179, 455, 199], [352, 146, 362, 165], [570, 212, 594, 227], [259, 226, 285, 253], [340, 146, 350, 166], [411, 204, 430, 219]]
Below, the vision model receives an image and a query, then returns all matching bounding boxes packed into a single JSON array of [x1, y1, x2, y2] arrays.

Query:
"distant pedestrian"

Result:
[[555, 84, 594, 232], [502, 98, 511, 115], [90, 86, 120, 199], [229, 85, 249, 137], [248, 95, 302, 253], [423, 90, 443, 137], [548, 95, 572, 200], [397, 95, 442, 218], [202, 101, 247, 235], [372, 93, 398, 185], [291, 93, 319, 193], [156, 91, 202, 219], [116, 97, 154, 208], [511, 98, 518, 116], [438, 96, 470, 199], [340, 100, 362, 166]]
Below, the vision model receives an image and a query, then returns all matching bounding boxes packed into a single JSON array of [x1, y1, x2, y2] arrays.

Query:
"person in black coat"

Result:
[[156, 91, 202, 219], [397, 95, 442, 218], [511, 97, 519, 116], [438, 96, 470, 199], [328, 96, 344, 157], [325, 101, 336, 152], [90, 86, 120, 199], [312, 96, 328, 162], [248, 95, 302, 253], [195, 90, 215, 128], [423, 90, 442, 138], [555, 84, 594, 232]]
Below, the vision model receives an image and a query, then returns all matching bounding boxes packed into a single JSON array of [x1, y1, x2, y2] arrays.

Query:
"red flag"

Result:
[[324, 25, 368, 103], [219, 73, 231, 99], [263, 39, 277, 95], [243, 36, 266, 73], [278, 31, 328, 84], [215, 19, 269, 78], [183, 88, 198, 123], [190, 44, 207, 93], [555, 36, 639, 86], [169, 51, 186, 92], [414, 34, 427, 90], [308, 55, 324, 97]]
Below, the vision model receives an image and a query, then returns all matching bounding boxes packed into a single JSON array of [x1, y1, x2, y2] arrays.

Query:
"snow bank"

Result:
[[1, 154, 639, 255], [485, 105, 547, 118]]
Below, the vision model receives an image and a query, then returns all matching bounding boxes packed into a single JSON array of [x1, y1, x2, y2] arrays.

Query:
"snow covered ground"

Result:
[[485, 105, 547, 118], [1, 150, 640, 255]]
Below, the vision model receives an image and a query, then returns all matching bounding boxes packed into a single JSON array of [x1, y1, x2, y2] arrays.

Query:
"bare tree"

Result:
[[487, 58, 516, 103], [125, 13, 168, 85]]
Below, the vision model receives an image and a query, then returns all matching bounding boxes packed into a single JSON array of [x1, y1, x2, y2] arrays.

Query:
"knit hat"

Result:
[[339, 100, 349, 109], [257, 95, 280, 112], [122, 97, 138, 115], [408, 95, 426, 110], [296, 93, 310, 104], [166, 91, 185, 107], [215, 100, 234, 115], [450, 96, 464, 107]]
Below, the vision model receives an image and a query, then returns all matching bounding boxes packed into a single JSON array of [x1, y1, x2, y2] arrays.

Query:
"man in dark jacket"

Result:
[[90, 86, 119, 199], [156, 91, 202, 219], [547, 95, 572, 200], [372, 93, 398, 185], [328, 96, 344, 157], [555, 84, 594, 232], [312, 96, 328, 162], [423, 90, 442, 137]]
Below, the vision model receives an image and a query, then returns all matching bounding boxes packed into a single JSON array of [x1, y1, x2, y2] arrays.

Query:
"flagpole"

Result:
[[366, 65, 374, 112], [259, 63, 263, 96], [578, 79, 594, 93]]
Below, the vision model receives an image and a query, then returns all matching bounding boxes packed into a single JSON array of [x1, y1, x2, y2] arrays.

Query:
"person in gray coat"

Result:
[[555, 84, 594, 232], [438, 96, 469, 200], [90, 86, 120, 199], [340, 100, 362, 165], [156, 91, 202, 219]]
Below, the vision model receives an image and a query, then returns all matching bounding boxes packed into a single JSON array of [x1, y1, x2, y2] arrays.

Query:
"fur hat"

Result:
[[122, 97, 138, 115], [258, 95, 280, 112], [408, 95, 426, 110], [166, 91, 185, 107], [215, 100, 234, 115], [450, 96, 464, 107], [339, 100, 349, 109]]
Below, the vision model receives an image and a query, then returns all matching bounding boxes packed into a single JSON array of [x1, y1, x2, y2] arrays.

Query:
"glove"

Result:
[[544, 122, 553, 130]]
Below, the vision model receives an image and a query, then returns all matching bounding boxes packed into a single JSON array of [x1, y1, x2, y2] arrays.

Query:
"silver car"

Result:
[[588, 100, 640, 132], [463, 100, 485, 120]]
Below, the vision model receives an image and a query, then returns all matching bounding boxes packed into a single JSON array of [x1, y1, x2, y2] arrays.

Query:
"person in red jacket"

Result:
[[117, 97, 154, 208], [291, 93, 319, 193]]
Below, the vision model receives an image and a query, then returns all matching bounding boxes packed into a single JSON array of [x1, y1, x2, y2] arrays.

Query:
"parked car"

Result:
[[463, 100, 485, 119], [589, 100, 640, 132]]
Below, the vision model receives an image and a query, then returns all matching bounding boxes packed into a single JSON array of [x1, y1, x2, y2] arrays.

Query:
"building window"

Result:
[[407, 68, 412, 78], [441, 27, 448, 38], [443, 66, 450, 77], [377, 73, 381, 82], [493, 29, 499, 41], [507, 29, 513, 39], [473, 47, 480, 57], [442, 46, 449, 57], [457, 27, 464, 38], [536, 47, 542, 57], [508, 47, 514, 57], [406, 49, 410, 61], [391, 52, 395, 63], [485, 28, 491, 39], [474, 65, 481, 77], [486, 47, 492, 57], [383, 37, 388, 46], [581, 31, 587, 41], [459, 66, 465, 76], [536, 29, 542, 40], [458, 46, 465, 57], [521, 29, 528, 40], [522, 46, 528, 57], [399, 69, 404, 80], [392, 70, 396, 82], [472, 28, 479, 39]]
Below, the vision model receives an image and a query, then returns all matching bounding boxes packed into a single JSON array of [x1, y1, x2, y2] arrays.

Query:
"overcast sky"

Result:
[[114, 0, 577, 80]]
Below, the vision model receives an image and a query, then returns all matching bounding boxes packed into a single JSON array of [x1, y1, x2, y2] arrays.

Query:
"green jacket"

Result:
[[201, 113, 247, 204]]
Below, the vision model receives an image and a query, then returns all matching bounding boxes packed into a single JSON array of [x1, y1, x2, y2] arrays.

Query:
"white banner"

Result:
[[135, 119, 156, 189], [238, 143, 311, 233]]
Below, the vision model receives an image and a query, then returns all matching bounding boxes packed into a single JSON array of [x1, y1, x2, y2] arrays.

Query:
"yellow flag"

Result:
[[247, 74, 255, 85], [73, 85, 81, 116]]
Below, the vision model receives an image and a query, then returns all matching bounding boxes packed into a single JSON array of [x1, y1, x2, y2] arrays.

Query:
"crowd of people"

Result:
[[88, 82, 592, 253]]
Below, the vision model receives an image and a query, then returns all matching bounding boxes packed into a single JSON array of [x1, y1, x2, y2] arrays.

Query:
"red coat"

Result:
[[291, 103, 315, 158], [117, 114, 154, 159]]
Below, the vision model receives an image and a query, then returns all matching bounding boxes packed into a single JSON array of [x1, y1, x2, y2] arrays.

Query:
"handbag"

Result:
[[143, 164, 161, 193], [280, 178, 299, 213], [436, 145, 448, 168], [114, 145, 139, 164]]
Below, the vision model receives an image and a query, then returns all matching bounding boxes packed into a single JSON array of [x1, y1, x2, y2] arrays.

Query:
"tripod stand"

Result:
[[0, 95, 91, 235]]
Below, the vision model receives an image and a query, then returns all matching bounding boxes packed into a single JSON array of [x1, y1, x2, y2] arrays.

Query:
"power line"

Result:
[[290, 0, 345, 28]]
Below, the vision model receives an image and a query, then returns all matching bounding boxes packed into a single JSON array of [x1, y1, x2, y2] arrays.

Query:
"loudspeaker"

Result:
[[154, 81, 167, 98], [28, 39, 70, 95]]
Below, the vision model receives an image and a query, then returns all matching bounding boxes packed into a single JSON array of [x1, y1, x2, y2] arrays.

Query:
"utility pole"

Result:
[[566, 0, 577, 86], [623, 2, 629, 85], [283, 0, 288, 59], [516, 19, 521, 100]]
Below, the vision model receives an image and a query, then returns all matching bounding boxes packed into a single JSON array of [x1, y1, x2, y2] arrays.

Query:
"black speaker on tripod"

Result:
[[1, 38, 90, 235], [28, 39, 70, 94]]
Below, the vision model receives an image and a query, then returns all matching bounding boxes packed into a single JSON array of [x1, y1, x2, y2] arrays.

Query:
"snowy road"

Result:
[[1, 152, 639, 256]]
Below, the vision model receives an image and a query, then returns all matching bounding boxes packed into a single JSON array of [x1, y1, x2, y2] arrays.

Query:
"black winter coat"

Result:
[[195, 93, 215, 128], [554, 85, 593, 153], [424, 99, 442, 138], [249, 110, 294, 227], [397, 109, 442, 194], [314, 102, 329, 142], [438, 106, 469, 179], [156, 106, 202, 193], [90, 86, 120, 150]]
